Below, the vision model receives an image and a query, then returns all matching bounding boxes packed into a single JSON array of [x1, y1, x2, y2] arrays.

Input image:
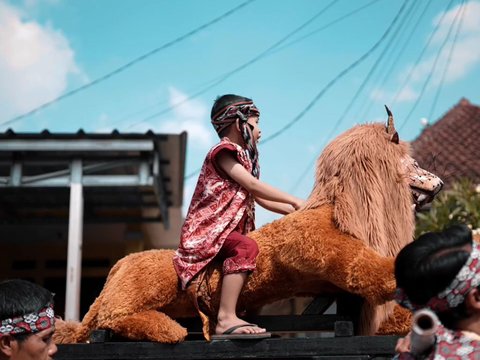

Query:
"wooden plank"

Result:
[[177, 315, 352, 333], [56, 336, 399, 360], [302, 297, 335, 315]]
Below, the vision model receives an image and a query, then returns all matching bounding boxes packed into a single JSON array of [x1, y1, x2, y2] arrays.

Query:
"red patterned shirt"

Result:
[[396, 326, 480, 359], [173, 138, 256, 289]]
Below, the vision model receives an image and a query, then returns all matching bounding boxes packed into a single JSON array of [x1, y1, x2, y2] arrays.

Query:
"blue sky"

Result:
[[1, 0, 479, 227]]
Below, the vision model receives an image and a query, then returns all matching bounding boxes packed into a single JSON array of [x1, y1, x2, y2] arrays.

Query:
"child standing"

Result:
[[173, 94, 303, 338]]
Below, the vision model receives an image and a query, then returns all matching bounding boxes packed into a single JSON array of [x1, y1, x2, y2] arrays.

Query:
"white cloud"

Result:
[[156, 87, 214, 148], [370, 86, 417, 104], [411, 1, 480, 85], [394, 86, 418, 102], [371, 1, 480, 105], [0, 1, 80, 124], [93, 113, 113, 133], [432, 1, 480, 43]]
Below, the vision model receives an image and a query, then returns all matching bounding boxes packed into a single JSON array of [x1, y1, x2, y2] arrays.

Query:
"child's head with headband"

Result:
[[211, 94, 260, 178], [0, 279, 55, 340]]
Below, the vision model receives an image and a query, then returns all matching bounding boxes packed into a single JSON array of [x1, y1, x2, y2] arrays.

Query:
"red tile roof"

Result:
[[410, 98, 480, 188]]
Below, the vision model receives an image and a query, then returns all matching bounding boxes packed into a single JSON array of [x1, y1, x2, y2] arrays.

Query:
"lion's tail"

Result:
[[54, 294, 103, 344], [53, 319, 82, 344], [54, 257, 125, 344]]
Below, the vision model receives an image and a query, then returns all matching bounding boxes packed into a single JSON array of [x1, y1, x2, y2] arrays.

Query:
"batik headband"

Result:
[[0, 303, 55, 338], [395, 241, 480, 312], [211, 100, 260, 135]]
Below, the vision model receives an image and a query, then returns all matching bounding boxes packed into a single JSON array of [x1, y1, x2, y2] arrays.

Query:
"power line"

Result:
[[289, 153, 318, 194], [288, 0, 412, 194], [330, 0, 415, 136], [268, 0, 383, 56], [390, 0, 456, 107], [125, 0, 340, 130], [398, 0, 465, 131], [428, 0, 466, 120], [185, 1, 409, 183], [122, 0, 384, 131], [184, 0, 380, 180], [261, 0, 409, 145], [0, 0, 255, 128], [357, 0, 431, 120], [176, 2, 385, 182]]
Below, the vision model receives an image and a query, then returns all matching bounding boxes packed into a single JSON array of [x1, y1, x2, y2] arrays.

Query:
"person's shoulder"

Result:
[[209, 139, 240, 158]]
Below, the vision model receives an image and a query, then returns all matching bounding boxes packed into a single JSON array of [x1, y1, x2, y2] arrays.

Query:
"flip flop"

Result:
[[211, 323, 271, 340]]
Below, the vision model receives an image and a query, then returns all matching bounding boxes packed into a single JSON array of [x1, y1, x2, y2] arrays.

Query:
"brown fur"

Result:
[[306, 123, 414, 256], [304, 123, 415, 335], [54, 122, 439, 344]]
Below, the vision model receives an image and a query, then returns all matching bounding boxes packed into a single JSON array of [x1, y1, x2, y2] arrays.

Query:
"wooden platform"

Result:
[[56, 335, 399, 360], [55, 297, 399, 359]]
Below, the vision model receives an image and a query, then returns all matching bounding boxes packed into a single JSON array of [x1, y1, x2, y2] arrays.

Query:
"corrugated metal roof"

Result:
[[0, 128, 169, 139]]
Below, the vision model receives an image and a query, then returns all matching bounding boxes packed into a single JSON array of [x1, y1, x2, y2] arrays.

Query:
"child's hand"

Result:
[[395, 332, 411, 353], [291, 197, 305, 210]]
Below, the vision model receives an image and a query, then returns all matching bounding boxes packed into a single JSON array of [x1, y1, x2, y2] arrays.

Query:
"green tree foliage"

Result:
[[415, 179, 480, 238]]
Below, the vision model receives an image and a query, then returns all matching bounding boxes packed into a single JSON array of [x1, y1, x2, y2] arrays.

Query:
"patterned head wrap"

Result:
[[0, 302, 55, 338], [395, 241, 480, 313], [211, 100, 260, 178]]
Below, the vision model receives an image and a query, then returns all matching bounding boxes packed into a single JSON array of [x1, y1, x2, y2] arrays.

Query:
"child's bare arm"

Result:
[[217, 151, 303, 209], [255, 197, 296, 215]]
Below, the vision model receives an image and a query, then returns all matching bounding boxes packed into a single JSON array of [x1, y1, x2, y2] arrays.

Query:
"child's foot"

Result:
[[216, 318, 266, 335]]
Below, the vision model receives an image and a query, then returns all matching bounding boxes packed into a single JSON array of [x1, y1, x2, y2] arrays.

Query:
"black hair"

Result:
[[395, 224, 473, 329], [0, 279, 54, 341], [211, 94, 253, 120]]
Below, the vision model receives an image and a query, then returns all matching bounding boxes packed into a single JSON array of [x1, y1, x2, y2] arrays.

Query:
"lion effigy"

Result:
[[55, 108, 443, 344]]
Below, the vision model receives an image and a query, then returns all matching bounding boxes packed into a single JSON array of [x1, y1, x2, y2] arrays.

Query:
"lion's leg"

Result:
[[325, 236, 396, 305], [321, 238, 403, 335], [108, 310, 188, 343]]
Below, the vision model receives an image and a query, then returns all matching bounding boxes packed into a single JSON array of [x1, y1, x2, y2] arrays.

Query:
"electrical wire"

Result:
[[268, 0, 383, 56], [122, 0, 384, 131], [125, 0, 340, 130], [330, 0, 415, 137], [0, 0, 256, 128], [390, 0, 456, 107], [398, 0, 465, 131], [289, 0, 435, 194], [428, 0, 466, 120], [357, 0, 431, 120], [261, 0, 409, 145], [186, 0, 408, 182]]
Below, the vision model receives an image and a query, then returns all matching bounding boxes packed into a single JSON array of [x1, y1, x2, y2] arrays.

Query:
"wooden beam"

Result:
[[56, 336, 399, 360]]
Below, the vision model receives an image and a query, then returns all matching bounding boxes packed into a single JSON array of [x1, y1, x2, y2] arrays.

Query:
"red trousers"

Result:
[[216, 231, 259, 275]]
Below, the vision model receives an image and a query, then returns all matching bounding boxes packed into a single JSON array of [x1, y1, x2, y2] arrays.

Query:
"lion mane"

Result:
[[306, 123, 414, 257]]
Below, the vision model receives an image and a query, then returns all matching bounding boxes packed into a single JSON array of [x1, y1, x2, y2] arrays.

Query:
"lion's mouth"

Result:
[[411, 187, 435, 211]]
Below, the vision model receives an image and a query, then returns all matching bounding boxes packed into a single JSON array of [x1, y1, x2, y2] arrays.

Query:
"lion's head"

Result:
[[305, 108, 443, 257]]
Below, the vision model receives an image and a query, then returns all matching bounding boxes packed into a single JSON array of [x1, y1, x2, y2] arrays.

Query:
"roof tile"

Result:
[[411, 98, 480, 187]]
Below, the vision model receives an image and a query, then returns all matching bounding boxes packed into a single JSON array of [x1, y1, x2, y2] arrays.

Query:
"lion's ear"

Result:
[[390, 131, 399, 144]]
